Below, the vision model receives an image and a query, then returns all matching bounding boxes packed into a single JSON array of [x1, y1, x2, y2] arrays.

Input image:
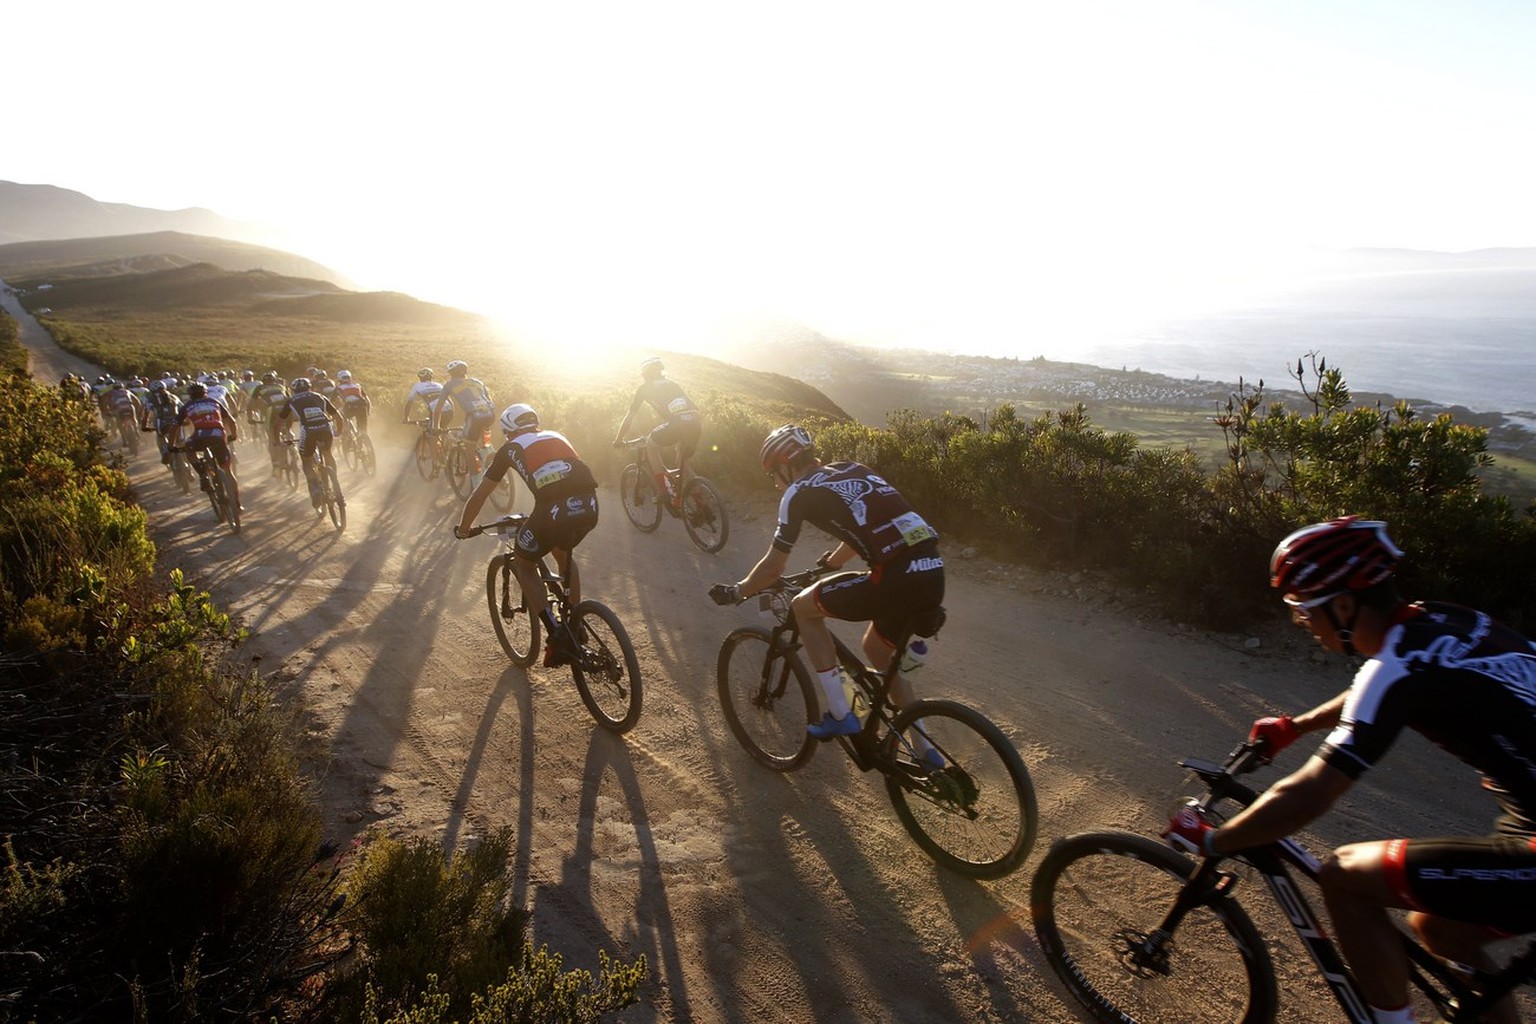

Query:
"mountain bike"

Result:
[[617, 435, 729, 553], [339, 418, 376, 476], [441, 425, 517, 510], [285, 437, 345, 531], [467, 514, 642, 733], [174, 444, 241, 534], [274, 427, 302, 491], [116, 413, 140, 455], [713, 565, 1036, 878], [1030, 740, 1536, 1024]]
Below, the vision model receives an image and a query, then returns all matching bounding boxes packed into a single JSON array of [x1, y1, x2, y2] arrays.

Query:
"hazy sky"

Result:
[[8, 0, 1536, 360]]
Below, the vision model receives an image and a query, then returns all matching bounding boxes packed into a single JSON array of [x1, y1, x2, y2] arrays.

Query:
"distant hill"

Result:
[[0, 231, 354, 289], [0, 180, 266, 247]]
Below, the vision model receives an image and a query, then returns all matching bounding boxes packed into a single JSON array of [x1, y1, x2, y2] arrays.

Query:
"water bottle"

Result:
[[899, 639, 928, 674]]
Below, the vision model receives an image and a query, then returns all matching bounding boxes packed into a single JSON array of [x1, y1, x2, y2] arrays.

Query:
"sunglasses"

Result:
[[1283, 591, 1342, 621]]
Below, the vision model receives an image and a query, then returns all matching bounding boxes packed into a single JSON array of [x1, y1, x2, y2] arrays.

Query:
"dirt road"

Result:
[[14, 303, 1517, 1021]]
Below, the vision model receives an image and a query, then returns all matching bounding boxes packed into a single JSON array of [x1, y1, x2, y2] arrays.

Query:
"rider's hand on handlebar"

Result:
[[1248, 715, 1299, 761], [1162, 801, 1218, 858], [452, 525, 477, 540], [708, 583, 742, 606], [816, 550, 836, 569]]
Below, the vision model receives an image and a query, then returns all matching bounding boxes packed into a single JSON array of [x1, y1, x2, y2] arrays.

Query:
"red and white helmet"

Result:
[[1270, 516, 1403, 598]]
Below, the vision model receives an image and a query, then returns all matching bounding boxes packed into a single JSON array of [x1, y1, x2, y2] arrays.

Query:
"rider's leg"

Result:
[[511, 554, 547, 624], [790, 587, 853, 721], [1408, 913, 1519, 1024], [552, 548, 580, 608], [1318, 842, 1419, 1021]]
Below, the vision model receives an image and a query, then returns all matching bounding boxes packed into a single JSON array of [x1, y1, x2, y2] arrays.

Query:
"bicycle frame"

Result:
[[483, 515, 572, 626], [1181, 750, 1536, 1023]]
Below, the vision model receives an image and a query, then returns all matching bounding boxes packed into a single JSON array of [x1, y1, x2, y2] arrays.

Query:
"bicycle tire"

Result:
[[342, 435, 359, 470], [620, 463, 662, 532], [172, 452, 192, 494], [282, 443, 301, 491], [1031, 831, 1278, 1024], [447, 444, 475, 498], [488, 471, 517, 513], [326, 462, 345, 531], [486, 555, 538, 665], [220, 468, 242, 533], [681, 476, 729, 553], [882, 699, 1036, 879], [358, 433, 376, 477], [715, 626, 818, 771], [205, 466, 227, 523], [414, 433, 436, 481], [570, 601, 642, 733]]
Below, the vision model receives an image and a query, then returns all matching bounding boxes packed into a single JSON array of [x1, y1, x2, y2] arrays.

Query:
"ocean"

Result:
[[1072, 262, 1536, 419]]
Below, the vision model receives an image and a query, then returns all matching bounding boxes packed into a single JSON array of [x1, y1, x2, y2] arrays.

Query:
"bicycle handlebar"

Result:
[[467, 514, 529, 538]]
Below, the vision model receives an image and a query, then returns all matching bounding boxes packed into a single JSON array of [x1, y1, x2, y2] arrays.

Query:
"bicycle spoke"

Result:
[[570, 602, 642, 733]]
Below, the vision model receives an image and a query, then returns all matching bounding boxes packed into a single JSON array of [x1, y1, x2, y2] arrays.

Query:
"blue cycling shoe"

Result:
[[807, 711, 861, 740], [920, 747, 946, 771]]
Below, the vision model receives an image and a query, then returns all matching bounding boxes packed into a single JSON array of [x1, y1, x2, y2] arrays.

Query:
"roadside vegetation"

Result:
[[0, 374, 643, 1021], [0, 308, 24, 374]]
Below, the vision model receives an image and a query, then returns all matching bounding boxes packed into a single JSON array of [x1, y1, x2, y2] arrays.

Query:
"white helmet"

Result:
[[499, 403, 538, 434], [336, 369, 353, 382]]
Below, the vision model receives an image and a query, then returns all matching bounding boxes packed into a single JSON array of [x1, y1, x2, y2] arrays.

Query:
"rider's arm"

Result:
[[1290, 691, 1348, 736], [614, 389, 644, 441], [456, 475, 499, 536], [1206, 755, 1354, 856], [823, 542, 857, 570], [736, 544, 792, 600]]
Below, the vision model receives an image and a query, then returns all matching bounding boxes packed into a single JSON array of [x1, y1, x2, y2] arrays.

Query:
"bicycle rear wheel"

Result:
[[171, 452, 192, 494], [342, 434, 360, 470], [570, 601, 642, 733], [325, 462, 346, 531], [681, 476, 729, 553], [282, 443, 301, 491], [620, 463, 662, 532], [1031, 832, 1277, 1024], [219, 468, 241, 533], [488, 471, 517, 512], [485, 555, 538, 666], [716, 626, 818, 771], [415, 433, 436, 480], [447, 444, 476, 498], [357, 433, 376, 476], [882, 699, 1036, 879]]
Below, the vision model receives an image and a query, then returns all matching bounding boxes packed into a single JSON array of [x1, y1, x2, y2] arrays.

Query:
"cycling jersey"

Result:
[[106, 389, 140, 418], [144, 389, 181, 427], [626, 378, 698, 424], [1320, 602, 1536, 834], [253, 382, 289, 410], [484, 429, 597, 500], [179, 397, 231, 437], [772, 461, 940, 565], [435, 377, 494, 429], [335, 381, 370, 412], [403, 381, 445, 421], [278, 392, 341, 437]]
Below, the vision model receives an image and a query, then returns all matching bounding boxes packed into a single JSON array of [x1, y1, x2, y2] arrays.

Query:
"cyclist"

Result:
[[251, 372, 291, 478], [1164, 516, 1536, 1024], [709, 424, 944, 748], [270, 377, 344, 511], [612, 356, 702, 510], [236, 369, 261, 412], [402, 367, 445, 424], [175, 381, 242, 512], [453, 404, 599, 668], [333, 369, 372, 439], [140, 379, 183, 466], [313, 368, 339, 406], [432, 360, 496, 485], [105, 381, 143, 446]]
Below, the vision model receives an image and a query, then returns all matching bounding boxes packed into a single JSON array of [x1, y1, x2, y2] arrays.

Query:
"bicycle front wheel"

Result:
[[1031, 832, 1277, 1024], [485, 555, 538, 666], [620, 463, 662, 532], [570, 601, 642, 733], [681, 476, 729, 553], [882, 699, 1036, 879], [220, 468, 241, 533], [716, 626, 818, 771], [358, 433, 376, 476]]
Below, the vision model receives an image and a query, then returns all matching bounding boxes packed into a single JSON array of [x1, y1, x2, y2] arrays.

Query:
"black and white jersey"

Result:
[[772, 461, 938, 566]]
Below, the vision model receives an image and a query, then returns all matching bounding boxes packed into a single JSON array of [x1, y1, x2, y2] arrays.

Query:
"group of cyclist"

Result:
[[68, 349, 1536, 1021]]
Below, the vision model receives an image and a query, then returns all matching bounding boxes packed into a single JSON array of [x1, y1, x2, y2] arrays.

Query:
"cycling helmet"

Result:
[[291, 377, 312, 393], [241, 369, 254, 380], [187, 382, 207, 399], [262, 371, 278, 384], [499, 403, 539, 434], [640, 357, 664, 379], [417, 367, 435, 381], [446, 359, 468, 377], [760, 424, 816, 473], [336, 370, 353, 382], [1270, 516, 1403, 598], [149, 379, 166, 392]]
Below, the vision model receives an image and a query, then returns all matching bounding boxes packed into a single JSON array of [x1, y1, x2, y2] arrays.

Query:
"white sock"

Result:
[[1370, 1004, 1417, 1024], [817, 668, 851, 718]]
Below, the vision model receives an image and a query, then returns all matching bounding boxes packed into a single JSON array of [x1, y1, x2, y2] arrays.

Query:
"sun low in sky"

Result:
[[9, 0, 1536, 365]]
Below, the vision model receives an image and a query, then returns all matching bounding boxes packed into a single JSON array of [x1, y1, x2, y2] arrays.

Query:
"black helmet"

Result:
[[760, 424, 815, 473], [187, 382, 207, 399], [640, 357, 664, 379], [291, 377, 312, 393]]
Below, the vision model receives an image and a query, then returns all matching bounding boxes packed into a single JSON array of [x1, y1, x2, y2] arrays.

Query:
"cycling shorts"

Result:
[[187, 433, 232, 468], [648, 415, 701, 460], [515, 492, 599, 560], [1386, 832, 1536, 935], [811, 543, 944, 649], [299, 431, 334, 462]]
